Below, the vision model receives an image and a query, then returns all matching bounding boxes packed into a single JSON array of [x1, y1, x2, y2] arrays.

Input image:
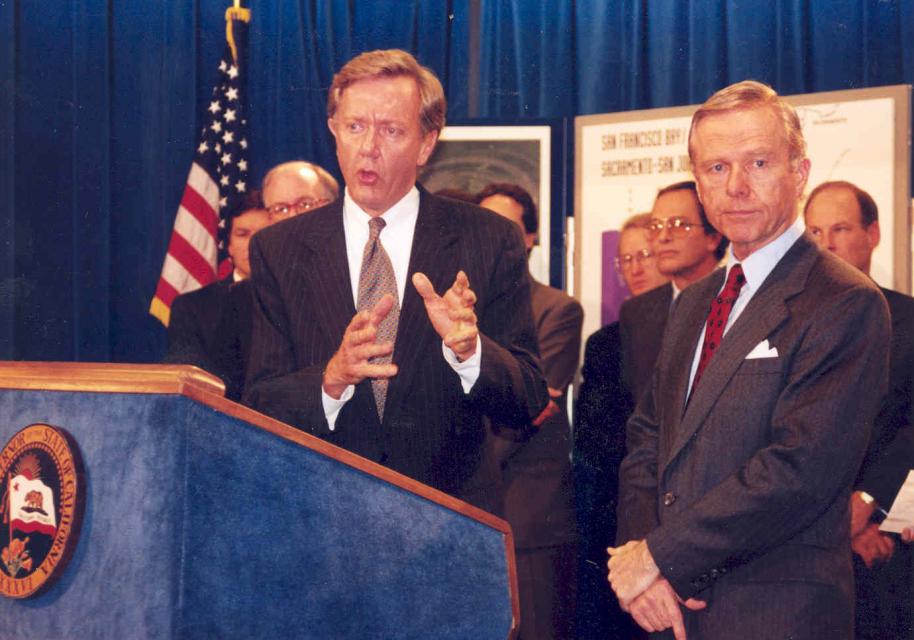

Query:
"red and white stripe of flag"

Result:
[[150, 163, 221, 326]]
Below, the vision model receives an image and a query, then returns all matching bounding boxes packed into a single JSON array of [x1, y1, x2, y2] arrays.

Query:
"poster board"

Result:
[[575, 85, 911, 343], [419, 124, 554, 284]]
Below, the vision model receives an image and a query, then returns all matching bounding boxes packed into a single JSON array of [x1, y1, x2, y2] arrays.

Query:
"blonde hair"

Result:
[[688, 80, 806, 162], [621, 212, 652, 232], [327, 49, 446, 135]]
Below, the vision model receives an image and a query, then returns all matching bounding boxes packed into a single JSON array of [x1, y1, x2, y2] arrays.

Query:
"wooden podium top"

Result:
[[0, 360, 513, 532], [0, 361, 225, 396]]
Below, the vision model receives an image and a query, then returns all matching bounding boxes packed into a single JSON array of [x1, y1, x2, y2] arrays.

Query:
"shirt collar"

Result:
[[725, 216, 805, 293], [343, 186, 420, 231]]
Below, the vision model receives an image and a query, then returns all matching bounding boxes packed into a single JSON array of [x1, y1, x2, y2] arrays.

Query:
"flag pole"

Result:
[[150, 1, 253, 325]]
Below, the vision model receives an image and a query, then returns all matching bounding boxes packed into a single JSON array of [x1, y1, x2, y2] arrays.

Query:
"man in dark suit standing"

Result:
[[619, 181, 727, 411], [164, 190, 271, 400], [577, 181, 724, 639], [575, 213, 668, 639], [243, 49, 547, 513], [479, 182, 582, 640], [804, 180, 914, 639], [610, 81, 891, 639]]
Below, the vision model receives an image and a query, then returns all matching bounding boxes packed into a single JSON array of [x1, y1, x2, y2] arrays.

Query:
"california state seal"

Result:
[[0, 424, 84, 598]]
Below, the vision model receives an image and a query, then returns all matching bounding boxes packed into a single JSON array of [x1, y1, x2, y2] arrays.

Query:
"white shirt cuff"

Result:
[[442, 335, 482, 393], [322, 384, 355, 431]]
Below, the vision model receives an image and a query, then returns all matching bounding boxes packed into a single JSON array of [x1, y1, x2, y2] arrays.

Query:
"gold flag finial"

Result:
[[225, 4, 251, 64]]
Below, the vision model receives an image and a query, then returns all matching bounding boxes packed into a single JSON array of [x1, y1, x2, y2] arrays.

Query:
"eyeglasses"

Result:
[[647, 217, 696, 238], [268, 197, 331, 218], [614, 249, 655, 272]]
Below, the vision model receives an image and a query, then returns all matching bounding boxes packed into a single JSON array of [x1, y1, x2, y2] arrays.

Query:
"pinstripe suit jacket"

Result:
[[243, 190, 548, 508], [617, 233, 891, 631]]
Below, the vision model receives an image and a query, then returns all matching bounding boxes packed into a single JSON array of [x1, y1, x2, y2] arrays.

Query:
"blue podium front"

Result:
[[0, 363, 518, 639]]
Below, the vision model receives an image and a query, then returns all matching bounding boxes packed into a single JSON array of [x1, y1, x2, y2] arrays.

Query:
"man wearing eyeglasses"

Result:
[[575, 212, 668, 639], [619, 182, 727, 417], [649, 181, 727, 293], [262, 160, 340, 221], [805, 180, 914, 640]]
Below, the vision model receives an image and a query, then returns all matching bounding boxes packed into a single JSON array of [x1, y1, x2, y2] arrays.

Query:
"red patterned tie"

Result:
[[691, 264, 746, 394], [357, 217, 400, 420]]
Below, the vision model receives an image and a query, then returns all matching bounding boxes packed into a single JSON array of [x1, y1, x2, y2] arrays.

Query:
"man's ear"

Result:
[[794, 157, 811, 197], [524, 232, 536, 252], [704, 232, 722, 254], [866, 220, 881, 251], [417, 129, 439, 167]]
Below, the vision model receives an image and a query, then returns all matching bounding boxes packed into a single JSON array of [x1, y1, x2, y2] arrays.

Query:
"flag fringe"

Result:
[[150, 297, 172, 327]]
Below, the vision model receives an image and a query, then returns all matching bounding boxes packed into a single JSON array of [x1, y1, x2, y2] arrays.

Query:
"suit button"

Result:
[[710, 569, 720, 579], [662, 492, 676, 507]]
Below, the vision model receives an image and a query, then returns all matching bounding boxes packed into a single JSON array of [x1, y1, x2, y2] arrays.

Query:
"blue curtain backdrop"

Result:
[[2, 0, 914, 362]]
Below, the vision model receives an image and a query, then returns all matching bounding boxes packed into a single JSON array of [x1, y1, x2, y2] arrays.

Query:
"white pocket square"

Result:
[[746, 339, 778, 359]]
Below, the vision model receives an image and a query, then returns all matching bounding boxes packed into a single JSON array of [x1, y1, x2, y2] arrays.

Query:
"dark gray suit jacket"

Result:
[[617, 233, 890, 630], [858, 287, 914, 506], [164, 277, 249, 401], [619, 282, 674, 409], [495, 279, 582, 548], [243, 190, 548, 509]]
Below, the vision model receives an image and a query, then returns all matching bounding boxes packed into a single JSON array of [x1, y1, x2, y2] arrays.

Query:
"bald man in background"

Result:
[[262, 160, 339, 220], [804, 180, 914, 639]]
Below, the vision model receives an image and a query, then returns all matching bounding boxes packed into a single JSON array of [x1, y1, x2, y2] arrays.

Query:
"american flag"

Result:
[[150, 6, 251, 326]]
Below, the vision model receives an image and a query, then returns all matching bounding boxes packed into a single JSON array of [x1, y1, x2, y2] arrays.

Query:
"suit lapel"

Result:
[[657, 272, 721, 464], [300, 201, 355, 348], [662, 236, 818, 473], [384, 191, 460, 418]]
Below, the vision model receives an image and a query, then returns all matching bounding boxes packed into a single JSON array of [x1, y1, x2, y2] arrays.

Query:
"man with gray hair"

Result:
[[610, 80, 890, 639], [243, 49, 547, 514]]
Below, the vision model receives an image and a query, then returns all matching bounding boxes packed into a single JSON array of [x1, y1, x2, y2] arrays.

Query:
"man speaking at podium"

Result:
[[243, 49, 547, 511]]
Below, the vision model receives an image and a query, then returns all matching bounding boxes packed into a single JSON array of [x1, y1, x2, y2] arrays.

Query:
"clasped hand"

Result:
[[322, 271, 478, 397], [607, 539, 706, 640]]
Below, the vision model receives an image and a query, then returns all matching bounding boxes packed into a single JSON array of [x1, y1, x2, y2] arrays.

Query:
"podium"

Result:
[[0, 363, 519, 639]]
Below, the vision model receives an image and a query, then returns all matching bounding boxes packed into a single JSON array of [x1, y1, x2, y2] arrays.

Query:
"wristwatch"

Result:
[[859, 491, 888, 523]]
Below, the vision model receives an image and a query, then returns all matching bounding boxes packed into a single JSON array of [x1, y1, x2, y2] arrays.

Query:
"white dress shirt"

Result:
[[687, 216, 805, 394], [322, 187, 482, 428]]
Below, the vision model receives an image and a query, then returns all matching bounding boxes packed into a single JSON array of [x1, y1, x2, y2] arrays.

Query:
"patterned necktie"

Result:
[[357, 217, 400, 420], [691, 264, 746, 394]]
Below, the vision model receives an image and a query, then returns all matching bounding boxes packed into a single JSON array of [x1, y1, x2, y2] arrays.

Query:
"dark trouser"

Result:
[[573, 458, 642, 639], [515, 543, 578, 640], [854, 545, 914, 639]]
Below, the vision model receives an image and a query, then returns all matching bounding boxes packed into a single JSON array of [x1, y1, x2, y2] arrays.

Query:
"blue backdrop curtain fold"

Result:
[[2, 0, 914, 362]]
